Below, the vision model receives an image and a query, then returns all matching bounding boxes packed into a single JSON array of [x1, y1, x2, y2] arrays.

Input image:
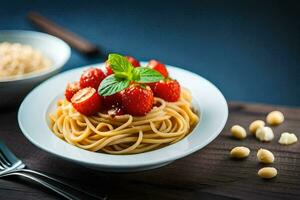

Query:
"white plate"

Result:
[[18, 63, 228, 172]]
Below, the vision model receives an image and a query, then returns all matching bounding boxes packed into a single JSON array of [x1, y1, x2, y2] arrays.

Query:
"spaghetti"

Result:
[[49, 89, 199, 154]]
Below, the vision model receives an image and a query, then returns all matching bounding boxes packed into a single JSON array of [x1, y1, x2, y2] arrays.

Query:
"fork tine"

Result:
[[0, 162, 5, 170], [0, 140, 21, 166], [0, 151, 11, 167]]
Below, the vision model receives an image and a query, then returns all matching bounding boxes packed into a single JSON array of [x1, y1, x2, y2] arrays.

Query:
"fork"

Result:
[[0, 140, 107, 200]]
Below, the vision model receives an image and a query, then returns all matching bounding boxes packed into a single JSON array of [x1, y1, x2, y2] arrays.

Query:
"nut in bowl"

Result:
[[0, 30, 70, 107], [18, 54, 228, 172]]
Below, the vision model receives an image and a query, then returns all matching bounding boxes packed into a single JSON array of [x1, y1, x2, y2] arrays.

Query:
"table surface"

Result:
[[0, 102, 299, 200], [0, 0, 299, 106]]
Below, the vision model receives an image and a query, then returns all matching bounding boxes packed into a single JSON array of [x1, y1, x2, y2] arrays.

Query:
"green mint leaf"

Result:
[[108, 54, 134, 75], [131, 68, 141, 81], [98, 75, 130, 96], [134, 67, 164, 83]]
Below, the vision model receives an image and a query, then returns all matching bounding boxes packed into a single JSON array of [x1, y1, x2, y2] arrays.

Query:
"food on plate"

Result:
[[257, 148, 274, 164], [79, 67, 106, 89], [278, 132, 298, 145], [258, 167, 277, 179], [105, 55, 140, 76], [230, 125, 247, 140], [126, 56, 140, 67], [230, 146, 250, 158], [65, 81, 80, 102], [249, 120, 265, 134], [148, 60, 168, 78], [49, 53, 199, 154], [0, 42, 51, 79], [71, 87, 102, 116], [150, 79, 181, 102], [266, 111, 284, 126], [121, 85, 154, 116], [255, 126, 274, 142]]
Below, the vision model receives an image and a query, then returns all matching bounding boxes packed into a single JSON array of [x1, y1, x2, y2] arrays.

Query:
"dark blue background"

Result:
[[1, 0, 299, 106]]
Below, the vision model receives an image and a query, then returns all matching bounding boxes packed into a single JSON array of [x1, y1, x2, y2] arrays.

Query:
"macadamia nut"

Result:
[[230, 146, 250, 158], [256, 126, 274, 142], [231, 125, 247, 139], [249, 120, 265, 134], [266, 111, 284, 125], [278, 132, 298, 145], [258, 167, 277, 179], [257, 148, 274, 164]]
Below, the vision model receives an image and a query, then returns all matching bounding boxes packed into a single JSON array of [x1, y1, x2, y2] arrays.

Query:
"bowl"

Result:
[[18, 63, 228, 172], [0, 30, 71, 107]]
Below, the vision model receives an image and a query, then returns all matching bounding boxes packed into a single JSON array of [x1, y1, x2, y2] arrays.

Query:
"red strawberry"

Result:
[[126, 56, 140, 67], [101, 92, 122, 109], [104, 62, 113, 76], [148, 60, 168, 78], [71, 87, 101, 116], [121, 85, 154, 116], [147, 82, 156, 91], [65, 81, 80, 102], [80, 68, 106, 89], [151, 79, 181, 102]]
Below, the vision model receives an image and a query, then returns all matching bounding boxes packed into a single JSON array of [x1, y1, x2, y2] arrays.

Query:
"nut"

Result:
[[257, 148, 274, 164], [249, 120, 265, 134], [278, 132, 298, 145], [256, 126, 274, 142], [230, 146, 250, 158], [231, 125, 247, 139], [266, 111, 284, 125], [258, 167, 277, 179]]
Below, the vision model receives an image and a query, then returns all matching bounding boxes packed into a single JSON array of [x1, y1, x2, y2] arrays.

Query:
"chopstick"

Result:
[[27, 11, 101, 56]]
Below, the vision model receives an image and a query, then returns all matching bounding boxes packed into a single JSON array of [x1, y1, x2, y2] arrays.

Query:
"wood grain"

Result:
[[0, 102, 299, 200]]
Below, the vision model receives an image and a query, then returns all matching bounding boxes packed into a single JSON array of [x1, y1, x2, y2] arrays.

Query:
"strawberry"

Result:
[[104, 62, 113, 76], [71, 87, 101, 116], [148, 60, 168, 78], [147, 82, 156, 91], [121, 85, 154, 116], [126, 56, 140, 67], [101, 92, 122, 109], [151, 79, 181, 102], [65, 81, 80, 102], [80, 68, 106, 89]]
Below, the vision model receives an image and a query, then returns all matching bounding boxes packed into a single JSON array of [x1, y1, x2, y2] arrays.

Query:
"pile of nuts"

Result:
[[229, 110, 298, 179]]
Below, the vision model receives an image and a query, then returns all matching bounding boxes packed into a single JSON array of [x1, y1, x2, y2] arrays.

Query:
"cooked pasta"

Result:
[[49, 89, 199, 154], [0, 42, 51, 79]]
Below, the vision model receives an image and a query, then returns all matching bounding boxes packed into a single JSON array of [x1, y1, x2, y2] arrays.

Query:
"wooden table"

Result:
[[0, 102, 299, 200]]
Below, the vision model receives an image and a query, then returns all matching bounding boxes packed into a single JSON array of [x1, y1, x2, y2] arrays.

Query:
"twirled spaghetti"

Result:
[[49, 89, 199, 154]]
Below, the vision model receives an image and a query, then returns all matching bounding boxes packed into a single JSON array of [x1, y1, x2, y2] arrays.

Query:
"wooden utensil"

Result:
[[27, 11, 101, 56]]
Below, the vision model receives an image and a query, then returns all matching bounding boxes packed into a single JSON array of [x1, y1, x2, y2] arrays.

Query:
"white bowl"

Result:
[[18, 63, 228, 172], [0, 30, 71, 107]]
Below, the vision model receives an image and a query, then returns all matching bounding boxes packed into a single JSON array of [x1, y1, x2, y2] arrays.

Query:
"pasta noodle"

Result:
[[49, 89, 199, 154], [0, 42, 51, 79]]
